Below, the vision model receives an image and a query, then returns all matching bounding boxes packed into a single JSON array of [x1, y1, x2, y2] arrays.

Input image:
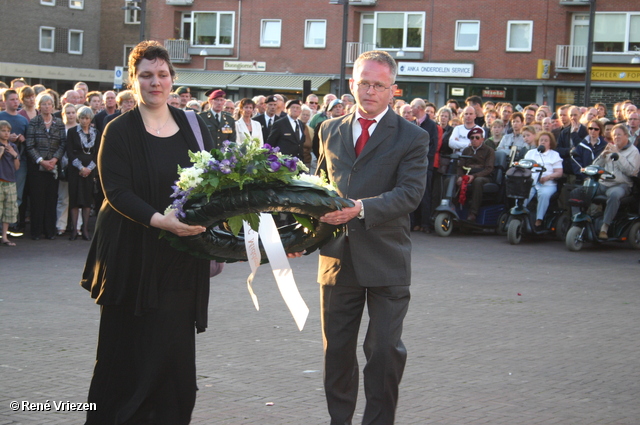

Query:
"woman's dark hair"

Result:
[[128, 40, 176, 85], [238, 98, 256, 110]]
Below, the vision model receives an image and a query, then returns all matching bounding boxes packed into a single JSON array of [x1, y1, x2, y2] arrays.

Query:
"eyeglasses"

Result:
[[308, 101, 318, 104], [588, 127, 600, 131], [356, 82, 390, 92], [470, 136, 483, 140]]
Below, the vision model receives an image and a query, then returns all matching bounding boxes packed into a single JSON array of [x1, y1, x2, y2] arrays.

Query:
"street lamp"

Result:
[[330, 0, 350, 96], [122, 0, 147, 42], [583, 0, 596, 106]]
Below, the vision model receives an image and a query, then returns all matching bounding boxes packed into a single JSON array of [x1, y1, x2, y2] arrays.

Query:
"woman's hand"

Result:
[[150, 211, 207, 237], [80, 167, 91, 178]]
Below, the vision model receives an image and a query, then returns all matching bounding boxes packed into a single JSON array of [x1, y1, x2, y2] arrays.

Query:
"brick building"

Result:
[[1, 0, 639, 111]]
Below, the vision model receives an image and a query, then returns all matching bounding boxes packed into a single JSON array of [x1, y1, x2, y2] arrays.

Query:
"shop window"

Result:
[[455, 20, 480, 51], [506, 21, 532, 52], [261, 19, 281, 47]]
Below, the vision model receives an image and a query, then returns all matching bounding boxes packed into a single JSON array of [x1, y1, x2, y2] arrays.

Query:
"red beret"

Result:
[[207, 89, 226, 100], [467, 127, 484, 138]]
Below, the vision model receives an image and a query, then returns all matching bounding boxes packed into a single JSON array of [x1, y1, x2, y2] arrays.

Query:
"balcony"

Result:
[[345, 42, 376, 64], [555, 45, 587, 72], [165, 39, 191, 64], [166, 0, 194, 5]]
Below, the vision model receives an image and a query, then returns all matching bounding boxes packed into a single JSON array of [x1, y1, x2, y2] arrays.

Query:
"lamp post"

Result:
[[338, 0, 349, 96], [584, 0, 596, 106]]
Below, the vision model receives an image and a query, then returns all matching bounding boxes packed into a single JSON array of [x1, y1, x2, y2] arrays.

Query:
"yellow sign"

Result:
[[591, 66, 640, 82], [537, 59, 551, 80]]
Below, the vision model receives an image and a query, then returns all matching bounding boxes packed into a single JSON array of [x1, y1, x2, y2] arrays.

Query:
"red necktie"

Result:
[[355, 118, 376, 157]]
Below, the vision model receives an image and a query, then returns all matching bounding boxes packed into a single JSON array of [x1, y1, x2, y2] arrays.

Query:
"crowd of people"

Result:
[[1, 74, 640, 245]]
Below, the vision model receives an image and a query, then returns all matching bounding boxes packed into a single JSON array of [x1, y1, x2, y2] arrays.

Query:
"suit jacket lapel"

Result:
[[338, 115, 356, 163]]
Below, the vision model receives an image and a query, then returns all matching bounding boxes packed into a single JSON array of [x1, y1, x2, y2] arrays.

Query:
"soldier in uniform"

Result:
[[199, 89, 236, 149]]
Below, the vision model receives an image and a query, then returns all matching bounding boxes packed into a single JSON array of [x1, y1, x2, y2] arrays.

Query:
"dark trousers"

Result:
[[321, 249, 410, 425], [466, 176, 491, 215], [27, 164, 59, 238]]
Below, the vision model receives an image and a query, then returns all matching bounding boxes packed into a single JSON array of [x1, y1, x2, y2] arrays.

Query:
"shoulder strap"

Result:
[[185, 110, 205, 151]]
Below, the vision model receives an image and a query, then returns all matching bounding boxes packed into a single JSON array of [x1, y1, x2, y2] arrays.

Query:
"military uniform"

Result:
[[199, 110, 237, 150]]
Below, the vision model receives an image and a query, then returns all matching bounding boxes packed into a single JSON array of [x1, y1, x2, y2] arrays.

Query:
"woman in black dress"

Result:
[[66, 106, 96, 240], [81, 41, 214, 425]]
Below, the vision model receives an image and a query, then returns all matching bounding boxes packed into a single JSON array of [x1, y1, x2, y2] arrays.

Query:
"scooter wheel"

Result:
[[507, 219, 523, 245], [565, 226, 584, 252], [555, 214, 571, 240], [434, 212, 453, 237], [496, 211, 509, 236], [627, 222, 640, 250]]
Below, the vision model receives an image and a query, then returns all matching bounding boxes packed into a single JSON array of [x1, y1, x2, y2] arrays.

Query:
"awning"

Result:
[[173, 71, 241, 89], [227, 74, 332, 91], [0, 62, 114, 83]]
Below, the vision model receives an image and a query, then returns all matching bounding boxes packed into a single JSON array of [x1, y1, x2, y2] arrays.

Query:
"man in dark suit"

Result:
[[254, 95, 281, 142], [266, 99, 306, 159], [410, 98, 437, 232], [315, 50, 428, 425], [199, 89, 236, 149]]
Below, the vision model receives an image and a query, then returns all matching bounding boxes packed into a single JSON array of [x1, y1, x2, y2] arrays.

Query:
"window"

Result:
[[39, 26, 55, 52], [506, 21, 533, 52], [124, 45, 136, 67], [183, 12, 234, 47], [68, 30, 83, 54], [455, 20, 480, 51], [305, 20, 326, 48], [373, 12, 424, 51], [69, 0, 83, 9], [40, 0, 55, 5], [124, 1, 140, 24], [592, 12, 640, 53], [261, 19, 281, 47]]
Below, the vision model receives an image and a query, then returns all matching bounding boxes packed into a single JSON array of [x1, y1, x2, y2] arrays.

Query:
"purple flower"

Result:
[[219, 159, 232, 174], [285, 157, 298, 172], [268, 158, 282, 172]]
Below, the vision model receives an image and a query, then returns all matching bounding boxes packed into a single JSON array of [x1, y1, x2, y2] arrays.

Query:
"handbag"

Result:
[[185, 110, 225, 279]]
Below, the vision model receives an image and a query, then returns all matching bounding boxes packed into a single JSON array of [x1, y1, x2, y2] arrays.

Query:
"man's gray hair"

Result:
[[612, 123, 631, 137], [354, 50, 397, 83], [410, 98, 426, 110]]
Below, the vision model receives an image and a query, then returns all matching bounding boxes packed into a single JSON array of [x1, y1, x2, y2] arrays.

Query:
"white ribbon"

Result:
[[243, 213, 309, 331]]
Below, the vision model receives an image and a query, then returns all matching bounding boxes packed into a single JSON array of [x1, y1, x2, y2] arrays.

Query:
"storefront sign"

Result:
[[393, 88, 404, 97], [223, 61, 266, 71], [397, 62, 474, 78], [482, 89, 505, 98], [591, 67, 640, 82]]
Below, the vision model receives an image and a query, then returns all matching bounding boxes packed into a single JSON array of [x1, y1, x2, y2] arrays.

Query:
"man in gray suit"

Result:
[[316, 50, 429, 424]]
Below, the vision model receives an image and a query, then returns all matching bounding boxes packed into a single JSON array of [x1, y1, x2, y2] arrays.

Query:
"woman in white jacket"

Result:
[[235, 98, 263, 145], [524, 131, 563, 230]]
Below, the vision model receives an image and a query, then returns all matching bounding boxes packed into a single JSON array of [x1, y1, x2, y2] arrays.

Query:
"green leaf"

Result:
[[227, 213, 261, 236], [293, 214, 315, 232]]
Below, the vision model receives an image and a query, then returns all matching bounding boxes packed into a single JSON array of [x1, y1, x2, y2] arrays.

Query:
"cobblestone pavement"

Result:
[[1, 230, 639, 425]]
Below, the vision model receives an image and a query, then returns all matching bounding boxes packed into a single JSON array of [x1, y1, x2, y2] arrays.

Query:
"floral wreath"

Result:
[[162, 138, 353, 263]]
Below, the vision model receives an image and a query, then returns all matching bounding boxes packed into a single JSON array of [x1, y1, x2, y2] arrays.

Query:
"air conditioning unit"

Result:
[[329, 0, 377, 5], [166, 0, 194, 5]]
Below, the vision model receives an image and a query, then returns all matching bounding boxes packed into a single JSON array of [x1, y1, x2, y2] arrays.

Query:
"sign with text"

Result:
[[397, 62, 474, 78], [482, 89, 506, 98], [223, 61, 266, 72], [591, 67, 640, 82]]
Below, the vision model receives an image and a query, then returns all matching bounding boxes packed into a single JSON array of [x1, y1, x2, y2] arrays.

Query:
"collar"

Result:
[[354, 107, 388, 124]]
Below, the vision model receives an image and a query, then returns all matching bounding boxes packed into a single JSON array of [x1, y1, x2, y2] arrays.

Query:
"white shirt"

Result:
[[524, 148, 563, 186], [449, 124, 483, 153], [287, 115, 302, 140], [352, 108, 389, 148]]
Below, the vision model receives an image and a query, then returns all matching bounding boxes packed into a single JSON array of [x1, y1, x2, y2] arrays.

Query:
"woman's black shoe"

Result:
[[82, 234, 91, 241]]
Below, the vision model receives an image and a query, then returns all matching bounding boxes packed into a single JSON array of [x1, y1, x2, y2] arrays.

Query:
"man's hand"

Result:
[[319, 199, 362, 226]]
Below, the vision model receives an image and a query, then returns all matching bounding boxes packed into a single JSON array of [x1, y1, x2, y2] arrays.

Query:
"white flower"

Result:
[[294, 173, 335, 191], [177, 166, 204, 190]]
